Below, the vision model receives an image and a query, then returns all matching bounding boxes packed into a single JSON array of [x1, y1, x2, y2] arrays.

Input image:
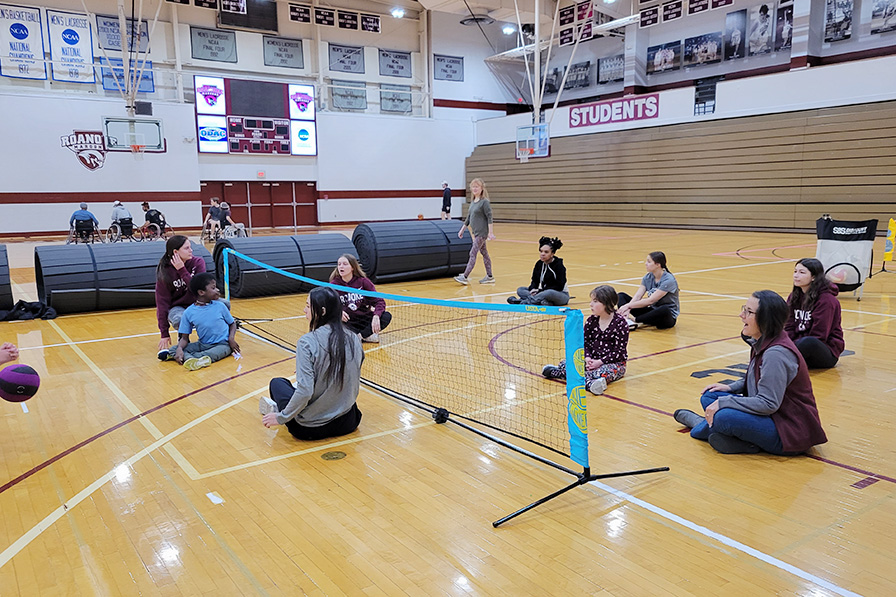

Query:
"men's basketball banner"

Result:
[[0, 4, 46, 80], [47, 10, 95, 83], [885, 218, 895, 262], [569, 93, 660, 128]]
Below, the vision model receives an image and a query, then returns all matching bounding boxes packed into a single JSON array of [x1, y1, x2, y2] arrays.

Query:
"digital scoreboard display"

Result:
[[194, 75, 316, 156]]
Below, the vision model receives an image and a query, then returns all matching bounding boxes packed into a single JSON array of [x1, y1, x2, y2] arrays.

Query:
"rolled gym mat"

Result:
[[34, 242, 213, 314], [213, 234, 356, 298], [351, 220, 471, 283], [0, 245, 13, 311]]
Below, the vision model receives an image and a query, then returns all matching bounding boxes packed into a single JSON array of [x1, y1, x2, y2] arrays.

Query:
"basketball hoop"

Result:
[[130, 144, 146, 160], [517, 147, 534, 163]]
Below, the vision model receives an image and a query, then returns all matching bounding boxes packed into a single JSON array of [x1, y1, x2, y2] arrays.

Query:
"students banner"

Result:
[[47, 10, 95, 83]]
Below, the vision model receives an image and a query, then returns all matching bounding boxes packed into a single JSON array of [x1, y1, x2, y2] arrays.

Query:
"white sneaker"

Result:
[[454, 274, 469, 285], [588, 378, 608, 395], [183, 355, 212, 371], [258, 396, 278, 416], [479, 276, 495, 284], [362, 333, 380, 343]]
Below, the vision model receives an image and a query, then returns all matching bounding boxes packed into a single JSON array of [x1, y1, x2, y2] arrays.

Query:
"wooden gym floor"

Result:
[[1, 223, 894, 596]]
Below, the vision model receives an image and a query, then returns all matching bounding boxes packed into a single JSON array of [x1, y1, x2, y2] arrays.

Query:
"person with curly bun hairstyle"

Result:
[[507, 236, 569, 306]]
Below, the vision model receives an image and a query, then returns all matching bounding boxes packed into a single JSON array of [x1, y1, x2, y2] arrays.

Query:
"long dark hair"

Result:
[[787, 258, 828, 310], [308, 286, 356, 390], [649, 251, 670, 273], [753, 290, 788, 340], [590, 285, 617, 314], [156, 235, 190, 287]]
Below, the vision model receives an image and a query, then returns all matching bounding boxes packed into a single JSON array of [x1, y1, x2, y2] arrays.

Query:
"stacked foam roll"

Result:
[[0, 245, 12, 310]]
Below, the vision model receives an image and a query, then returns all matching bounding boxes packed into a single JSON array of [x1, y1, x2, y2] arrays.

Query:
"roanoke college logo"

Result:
[[198, 84, 223, 106], [60, 130, 107, 171], [290, 92, 313, 112]]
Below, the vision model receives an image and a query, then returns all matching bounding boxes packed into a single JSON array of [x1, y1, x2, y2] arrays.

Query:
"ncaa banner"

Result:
[[0, 4, 46, 80], [47, 10, 94, 83], [885, 218, 895, 262], [564, 309, 590, 468]]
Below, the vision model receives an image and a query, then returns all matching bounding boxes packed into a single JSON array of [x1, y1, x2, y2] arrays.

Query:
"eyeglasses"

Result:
[[741, 305, 756, 316]]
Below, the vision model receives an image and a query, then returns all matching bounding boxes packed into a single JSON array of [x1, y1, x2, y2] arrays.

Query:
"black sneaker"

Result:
[[507, 296, 521, 304], [158, 349, 172, 362], [708, 433, 760, 454], [542, 364, 562, 379]]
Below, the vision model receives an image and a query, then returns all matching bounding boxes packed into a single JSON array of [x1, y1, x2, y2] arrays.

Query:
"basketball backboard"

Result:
[[516, 123, 550, 161], [103, 117, 166, 152]]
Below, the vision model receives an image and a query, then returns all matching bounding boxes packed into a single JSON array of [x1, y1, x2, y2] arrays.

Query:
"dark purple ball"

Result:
[[0, 364, 40, 403]]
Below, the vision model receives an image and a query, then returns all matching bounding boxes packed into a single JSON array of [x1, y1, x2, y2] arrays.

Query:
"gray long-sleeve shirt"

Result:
[[111, 205, 132, 222], [464, 198, 493, 238], [718, 344, 799, 415], [276, 325, 363, 427]]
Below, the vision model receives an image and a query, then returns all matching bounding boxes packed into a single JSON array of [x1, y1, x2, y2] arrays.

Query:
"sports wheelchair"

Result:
[[221, 223, 249, 238], [66, 220, 104, 244], [140, 220, 174, 242], [105, 218, 141, 243]]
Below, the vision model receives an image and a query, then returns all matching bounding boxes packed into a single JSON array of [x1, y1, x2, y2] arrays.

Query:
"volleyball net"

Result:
[[221, 248, 590, 469]]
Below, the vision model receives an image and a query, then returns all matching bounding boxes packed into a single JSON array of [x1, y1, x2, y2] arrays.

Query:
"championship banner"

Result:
[[564, 308, 589, 468], [47, 10, 95, 83], [884, 218, 895, 262], [0, 4, 46, 80]]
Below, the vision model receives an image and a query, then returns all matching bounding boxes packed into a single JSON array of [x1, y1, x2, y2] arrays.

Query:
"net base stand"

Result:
[[493, 466, 669, 528], [875, 262, 894, 275]]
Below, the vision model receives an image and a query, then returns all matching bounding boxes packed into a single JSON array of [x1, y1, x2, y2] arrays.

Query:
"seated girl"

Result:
[[785, 258, 844, 369], [673, 290, 827, 455], [507, 236, 569, 306], [330, 254, 392, 343], [617, 251, 679, 330], [542, 285, 629, 395]]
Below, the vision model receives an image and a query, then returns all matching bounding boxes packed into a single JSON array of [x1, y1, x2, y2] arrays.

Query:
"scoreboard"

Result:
[[194, 75, 317, 156]]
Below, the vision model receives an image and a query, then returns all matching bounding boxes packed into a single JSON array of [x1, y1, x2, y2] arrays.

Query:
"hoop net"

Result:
[[517, 147, 534, 162], [130, 144, 146, 160]]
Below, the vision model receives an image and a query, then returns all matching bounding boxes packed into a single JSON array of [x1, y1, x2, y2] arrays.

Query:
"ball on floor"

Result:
[[0, 364, 41, 403]]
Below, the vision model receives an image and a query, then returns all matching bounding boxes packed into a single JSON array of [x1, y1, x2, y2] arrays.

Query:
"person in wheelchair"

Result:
[[69, 202, 100, 243], [202, 197, 224, 241], [108, 200, 136, 242], [141, 201, 168, 239], [219, 202, 248, 237]]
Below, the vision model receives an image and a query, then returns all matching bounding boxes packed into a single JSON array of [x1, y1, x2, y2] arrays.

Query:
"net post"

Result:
[[222, 247, 231, 302], [563, 308, 589, 471]]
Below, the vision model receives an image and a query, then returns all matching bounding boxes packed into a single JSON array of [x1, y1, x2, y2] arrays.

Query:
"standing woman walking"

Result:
[[454, 178, 496, 285]]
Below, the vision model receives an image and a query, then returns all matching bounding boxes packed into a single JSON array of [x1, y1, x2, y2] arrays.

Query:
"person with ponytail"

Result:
[[785, 258, 844, 369], [617, 251, 680, 330], [260, 287, 363, 440], [155, 235, 207, 358], [507, 236, 569, 306]]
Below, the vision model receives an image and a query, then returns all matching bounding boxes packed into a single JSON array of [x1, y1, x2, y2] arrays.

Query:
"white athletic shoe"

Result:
[[479, 276, 496, 284], [454, 274, 469, 285], [183, 355, 212, 371], [362, 333, 380, 343], [588, 378, 608, 395], [258, 396, 278, 416]]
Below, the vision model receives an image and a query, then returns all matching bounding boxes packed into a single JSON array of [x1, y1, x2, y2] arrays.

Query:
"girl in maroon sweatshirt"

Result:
[[155, 235, 207, 356], [785, 258, 844, 369], [329, 254, 392, 343]]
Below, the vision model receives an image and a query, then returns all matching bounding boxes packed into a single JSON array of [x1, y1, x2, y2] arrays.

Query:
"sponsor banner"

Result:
[[48, 10, 94, 83], [194, 75, 226, 115], [95, 14, 149, 51], [290, 120, 317, 156], [99, 58, 154, 92], [0, 4, 46, 80], [197, 115, 228, 153], [569, 93, 659, 128], [288, 83, 315, 120]]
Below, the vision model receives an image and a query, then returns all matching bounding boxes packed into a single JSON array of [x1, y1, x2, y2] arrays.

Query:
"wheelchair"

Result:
[[66, 220, 103, 244], [105, 218, 140, 243], [140, 220, 173, 241], [221, 223, 249, 238], [201, 220, 222, 243]]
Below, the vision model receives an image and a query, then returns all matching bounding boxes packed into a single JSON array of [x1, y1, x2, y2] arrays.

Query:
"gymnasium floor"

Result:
[[1, 223, 894, 596]]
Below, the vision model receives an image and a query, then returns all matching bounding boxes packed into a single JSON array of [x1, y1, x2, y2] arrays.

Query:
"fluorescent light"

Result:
[[502, 24, 516, 35], [391, 7, 405, 18]]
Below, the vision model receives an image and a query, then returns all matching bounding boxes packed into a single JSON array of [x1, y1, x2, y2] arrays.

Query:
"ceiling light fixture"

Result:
[[391, 7, 405, 18], [502, 24, 516, 35]]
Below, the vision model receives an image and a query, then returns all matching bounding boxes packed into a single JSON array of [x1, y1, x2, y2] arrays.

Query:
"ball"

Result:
[[0, 364, 40, 403], [826, 266, 847, 284], [417, 213, 424, 220]]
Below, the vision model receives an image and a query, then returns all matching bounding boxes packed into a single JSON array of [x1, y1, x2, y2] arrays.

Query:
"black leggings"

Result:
[[269, 377, 362, 440], [617, 292, 677, 329], [345, 311, 392, 338], [794, 337, 839, 369]]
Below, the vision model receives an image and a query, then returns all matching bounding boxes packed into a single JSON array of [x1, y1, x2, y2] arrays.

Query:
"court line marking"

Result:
[[589, 480, 862, 597]]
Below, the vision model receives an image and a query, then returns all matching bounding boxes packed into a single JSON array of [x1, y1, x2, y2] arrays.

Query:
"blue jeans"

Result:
[[690, 391, 784, 454]]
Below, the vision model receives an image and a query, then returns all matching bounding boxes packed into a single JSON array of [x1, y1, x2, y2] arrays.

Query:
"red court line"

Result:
[[0, 358, 291, 496]]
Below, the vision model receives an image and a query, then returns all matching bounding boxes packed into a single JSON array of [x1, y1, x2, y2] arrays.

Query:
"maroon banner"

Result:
[[569, 93, 659, 128]]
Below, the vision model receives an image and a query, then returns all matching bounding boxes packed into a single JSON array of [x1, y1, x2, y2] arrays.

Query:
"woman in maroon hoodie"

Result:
[[785, 258, 844, 369], [329, 254, 392, 343], [155, 235, 207, 359]]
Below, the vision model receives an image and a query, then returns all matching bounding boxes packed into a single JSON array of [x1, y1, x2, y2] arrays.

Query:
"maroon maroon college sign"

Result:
[[61, 130, 107, 171]]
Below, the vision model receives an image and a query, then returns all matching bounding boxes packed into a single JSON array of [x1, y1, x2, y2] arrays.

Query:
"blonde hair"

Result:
[[469, 178, 489, 199], [330, 253, 366, 281]]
